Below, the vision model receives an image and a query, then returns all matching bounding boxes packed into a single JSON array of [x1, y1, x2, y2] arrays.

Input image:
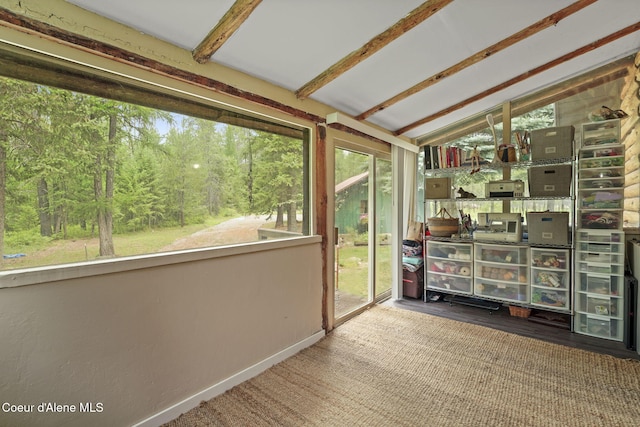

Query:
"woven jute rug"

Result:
[[164, 305, 640, 426]]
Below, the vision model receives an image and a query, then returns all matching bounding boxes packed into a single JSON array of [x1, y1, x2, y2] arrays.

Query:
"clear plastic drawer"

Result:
[[576, 293, 622, 318], [531, 288, 569, 309], [575, 313, 621, 341]]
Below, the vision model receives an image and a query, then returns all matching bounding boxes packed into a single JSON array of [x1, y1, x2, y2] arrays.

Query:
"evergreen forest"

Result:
[[0, 77, 305, 269]]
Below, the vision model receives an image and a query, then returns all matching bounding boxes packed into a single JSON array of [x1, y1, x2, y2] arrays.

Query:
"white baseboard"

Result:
[[132, 330, 326, 427]]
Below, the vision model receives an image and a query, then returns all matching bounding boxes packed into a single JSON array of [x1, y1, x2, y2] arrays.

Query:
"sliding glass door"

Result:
[[334, 148, 391, 320]]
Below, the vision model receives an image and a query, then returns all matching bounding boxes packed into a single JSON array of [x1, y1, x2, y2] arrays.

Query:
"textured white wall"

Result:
[[0, 238, 323, 427]]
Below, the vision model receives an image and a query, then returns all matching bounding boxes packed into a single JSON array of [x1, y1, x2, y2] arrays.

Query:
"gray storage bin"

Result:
[[530, 126, 574, 160]]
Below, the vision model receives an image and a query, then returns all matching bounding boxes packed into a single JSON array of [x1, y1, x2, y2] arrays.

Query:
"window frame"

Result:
[[0, 40, 316, 286]]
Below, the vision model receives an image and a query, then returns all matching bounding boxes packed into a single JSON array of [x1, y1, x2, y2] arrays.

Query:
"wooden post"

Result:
[[315, 124, 329, 331]]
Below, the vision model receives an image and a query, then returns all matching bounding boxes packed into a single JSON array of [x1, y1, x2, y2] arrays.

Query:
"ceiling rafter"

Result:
[[395, 20, 640, 136], [0, 7, 399, 147], [192, 0, 263, 64], [0, 6, 323, 124], [419, 58, 632, 147], [294, 0, 453, 100], [356, 0, 597, 121]]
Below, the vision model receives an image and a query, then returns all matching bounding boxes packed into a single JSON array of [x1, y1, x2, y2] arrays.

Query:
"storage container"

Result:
[[402, 264, 423, 299], [424, 177, 451, 199], [531, 288, 569, 309], [508, 305, 532, 318], [528, 164, 572, 197], [580, 211, 621, 229], [527, 212, 570, 245], [575, 313, 621, 340], [402, 270, 423, 299], [574, 229, 625, 341], [530, 247, 570, 311], [427, 208, 459, 237], [474, 243, 529, 303], [581, 119, 620, 147], [530, 125, 574, 160], [425, 241, 473, 295]]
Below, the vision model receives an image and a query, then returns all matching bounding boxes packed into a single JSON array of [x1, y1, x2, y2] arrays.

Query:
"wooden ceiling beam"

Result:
[[295, 0, 452, 100], [356, 0, 597, 120], [192, 0, 263, 64], [419, 59, 631, 147], [0, 7, 324, 125], [395, 20, 640, 136]]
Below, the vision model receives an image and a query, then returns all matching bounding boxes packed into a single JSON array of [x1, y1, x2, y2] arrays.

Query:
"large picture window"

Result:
[[0, 51, 310, 271]]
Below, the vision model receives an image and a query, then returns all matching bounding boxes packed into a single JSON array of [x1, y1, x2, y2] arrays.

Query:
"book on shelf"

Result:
[[423, 145, 432, 170], [424, 146, 474, 169]]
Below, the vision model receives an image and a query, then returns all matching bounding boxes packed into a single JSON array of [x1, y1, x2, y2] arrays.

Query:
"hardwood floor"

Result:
[[387, 294, 640, 360]]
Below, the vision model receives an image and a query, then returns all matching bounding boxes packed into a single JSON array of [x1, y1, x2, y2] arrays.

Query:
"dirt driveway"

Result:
[[160, 215, 268, 252], [1, 215, 270, 270]]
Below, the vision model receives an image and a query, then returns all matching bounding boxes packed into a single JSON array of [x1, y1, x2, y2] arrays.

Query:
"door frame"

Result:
[[331, 138, 392, 327]]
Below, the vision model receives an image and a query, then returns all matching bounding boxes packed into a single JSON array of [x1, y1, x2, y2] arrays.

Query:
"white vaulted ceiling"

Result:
[[62, 0, 640, 140]]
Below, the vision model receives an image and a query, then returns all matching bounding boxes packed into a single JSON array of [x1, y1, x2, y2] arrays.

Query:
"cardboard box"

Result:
[[530, 126, 574, 160], [527, 212, 570, 245], [424, 177, 451, 199], [528, 165, 572, 197]]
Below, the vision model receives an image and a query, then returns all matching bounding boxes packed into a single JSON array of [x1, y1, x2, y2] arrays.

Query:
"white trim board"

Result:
[[326, 112, 419, 153]]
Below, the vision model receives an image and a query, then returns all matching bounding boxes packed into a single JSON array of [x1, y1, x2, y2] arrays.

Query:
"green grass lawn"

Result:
[[336, 243, 392, 298], [4, 219, 394, 300], [2, 217, 230, 270]]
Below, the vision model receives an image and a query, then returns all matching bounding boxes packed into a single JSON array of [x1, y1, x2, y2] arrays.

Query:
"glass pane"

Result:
[[424, 124, 504, 223], [0, 77, 309, 271], [334, 149, 370, 317], [510, 74, 629, 227], [375, 158, 392, 298]]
